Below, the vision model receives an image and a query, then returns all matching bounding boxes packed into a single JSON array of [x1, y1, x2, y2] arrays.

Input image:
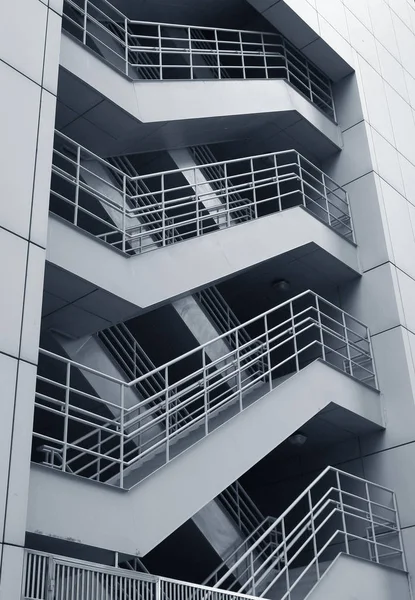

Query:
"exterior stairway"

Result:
[[23, 467, 411, 600], [61, 0, 335, 119], [31, 290, 382, 555]]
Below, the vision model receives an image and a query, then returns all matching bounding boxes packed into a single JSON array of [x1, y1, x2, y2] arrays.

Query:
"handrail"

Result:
[[22, 550, 263, 600], [61, 0, 335, 119], [22, 466, 406, 600], [208, 466, 406, 598], [51, 131, 353, 253], [34, 291, 377, 488]]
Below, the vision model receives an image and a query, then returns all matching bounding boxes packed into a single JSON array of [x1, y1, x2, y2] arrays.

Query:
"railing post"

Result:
[[122, 175, 127, 253], [393, 491, 408, 572], [250, 552, 256, 596], [203, 349, 209, 436], [97, 428, 102, 482], [215, 29, 221, 79], [282, 517, 291, 599], [290, 301, 300, 373], [188, 27, 194, 79], [297, 153, 306, 208], [120, 384, 125, 488], [161, 174, 166, 246], [239, 31, 246, 79], [83, 0, 88, 45], [158, 24, 163, 79], [315, 296, 326, 362], [235, 329, 243, 413], [342, 312, 353, 377], [308, 490, 320, 580], [336, 471, 350, 555], [261, 33, 269, 79], [365, 482, 379, 564], [225, 162, 230, 227], [46, 555, 56, 600], [265, 314, 272, 392], [74, 145, 81, 227], [367, 327, 378, 389], [124, 17, 129, 76], [251, 158, 258, 219], [165, 366, 170, 463], [274, 154, 282, 212], [62, 362, 70, 473], [322, 172, 331, 227]]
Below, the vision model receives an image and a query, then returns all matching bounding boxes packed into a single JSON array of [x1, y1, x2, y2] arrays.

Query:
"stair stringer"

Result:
[[47, 205, 360, 316], [301, 554, 411, 600], [27, 360, 382, 559]]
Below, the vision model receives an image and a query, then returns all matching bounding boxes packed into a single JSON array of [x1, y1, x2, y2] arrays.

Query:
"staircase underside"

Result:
[[57, 33, 341, 160], [43, 207, 359, 338], [28, 360, 382, 558], [246, 0, 353, 81]]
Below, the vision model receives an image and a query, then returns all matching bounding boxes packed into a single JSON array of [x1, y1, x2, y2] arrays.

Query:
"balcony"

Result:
[[50, 132, 353, 257], [56, 0, 341, 158], [62, 0, 335, 120]]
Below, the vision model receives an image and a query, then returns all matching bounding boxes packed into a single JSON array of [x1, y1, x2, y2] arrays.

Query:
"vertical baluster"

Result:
[[203, 349, 209, 436], [297, 153, 306, 208], [63, 362, 71, 473], [290, 301, 299, 373], [122, 175, 127, 253], [393, 491, 407, 571], [261, 33, 269, 79], [188, 27, 193, 80], [165, 367, 170, 463], [342, 312, 353, 377], [239, 31, 246, 79], [235, 329, 243, 412], [336, 471, 350, 554], [315, 295, 326, 362], [308, 491, 320, 580], [365, 482, 379, 564], [251, 158, 258, 219], [322, 172, 331, 227], [274, 153, 282, 212], [119, 384, 125, 488], [225, 162, 230, 227], [74, 146, 81, 227], [161, 174, 166, 246], [158, 24, 163, 79], [215, 29, 221, 79], [83, 0, 88, 46], [265, 314, 272, 391], [124, 17, 129, 76]]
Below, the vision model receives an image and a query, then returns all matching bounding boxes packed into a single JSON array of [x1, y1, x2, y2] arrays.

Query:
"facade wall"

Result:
[[2, 0, 415, 595], [0, 0, 61, 596], [255, 0, 415, 580]]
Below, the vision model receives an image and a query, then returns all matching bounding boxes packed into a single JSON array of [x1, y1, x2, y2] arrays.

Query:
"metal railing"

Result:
[[50, 132, 353, 257], [21, 551, 262, 600], [220, 481, 266, 539], [22, 467, 406, 600], [33, 291, 377, 489], [208, 467, 406, 598], [62, 0, 335, 119], [204, 516, 280, 589]]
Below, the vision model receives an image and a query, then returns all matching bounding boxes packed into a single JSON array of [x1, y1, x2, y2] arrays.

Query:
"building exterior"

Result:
[[2, 0, 415, 597]]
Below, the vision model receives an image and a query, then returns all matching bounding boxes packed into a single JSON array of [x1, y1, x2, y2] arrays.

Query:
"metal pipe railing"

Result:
[[22, 467, 405, 599], [61, 0, 335, 119], [207, 467, 405, 599], [34, 291, 377, 488], [50, 131, 354, 257]]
